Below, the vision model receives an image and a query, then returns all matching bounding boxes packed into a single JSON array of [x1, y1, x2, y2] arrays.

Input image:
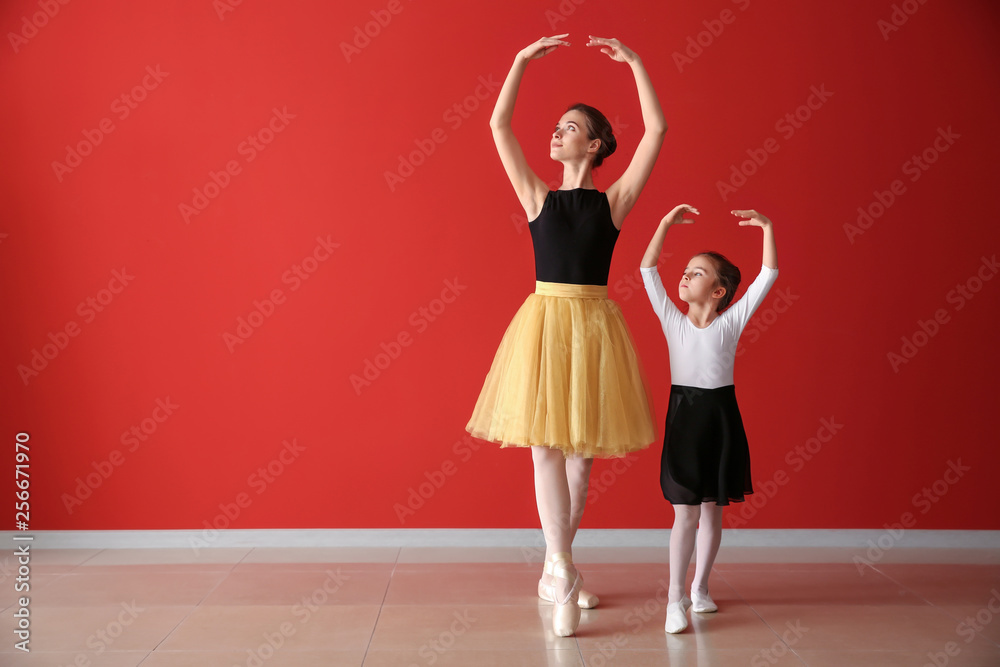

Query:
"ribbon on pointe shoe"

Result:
[[538, 553, 599, 608], [549, 554, 582, 637]]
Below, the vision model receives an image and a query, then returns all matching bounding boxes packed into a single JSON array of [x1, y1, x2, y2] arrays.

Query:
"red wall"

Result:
[[2, 0, 998, 531]]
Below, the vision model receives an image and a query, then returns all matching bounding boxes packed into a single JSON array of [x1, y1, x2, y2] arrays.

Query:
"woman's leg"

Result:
[[540, 455, 590, 587], [692, 502, 723, 597], [531, 445, 581, 635], [565, 455, 593, 544], [668, 504, 701, 603], [531, 446, 575, 572]]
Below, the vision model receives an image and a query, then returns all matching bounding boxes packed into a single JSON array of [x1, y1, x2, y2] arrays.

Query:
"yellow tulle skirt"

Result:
[[466, 281, 656, 459]]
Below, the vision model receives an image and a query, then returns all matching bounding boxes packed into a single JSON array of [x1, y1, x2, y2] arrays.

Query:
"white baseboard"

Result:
[[3, 529, 998, 549]]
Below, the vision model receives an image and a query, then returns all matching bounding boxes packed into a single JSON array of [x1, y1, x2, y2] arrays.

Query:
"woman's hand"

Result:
[[519, 34, 570, 62], [662, 204, 700, 227], [732, 209, 773, 229], [587, 36, 638, 63]]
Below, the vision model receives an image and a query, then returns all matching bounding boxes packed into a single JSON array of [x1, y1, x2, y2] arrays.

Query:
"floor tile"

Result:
[[156, 604, 380, 651], [203, 568, 390, 605], [0, 604, 193, 653], [369, 603, 578, 651]]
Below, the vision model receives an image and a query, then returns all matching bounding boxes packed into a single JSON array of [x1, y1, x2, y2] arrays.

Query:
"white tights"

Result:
[[531, 446, 592, 597], [668, 502, 723, 604]]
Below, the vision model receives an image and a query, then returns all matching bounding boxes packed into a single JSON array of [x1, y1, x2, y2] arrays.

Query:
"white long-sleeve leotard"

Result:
[[641, 264, 779, 389]]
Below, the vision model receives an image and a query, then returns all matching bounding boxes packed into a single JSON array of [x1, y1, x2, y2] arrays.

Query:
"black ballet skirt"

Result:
[[660, 384, 753, 505]]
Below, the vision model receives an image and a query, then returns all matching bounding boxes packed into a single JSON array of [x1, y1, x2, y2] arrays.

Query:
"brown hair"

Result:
[[698, 251, 741, 312], [566, 103, 617, 167]]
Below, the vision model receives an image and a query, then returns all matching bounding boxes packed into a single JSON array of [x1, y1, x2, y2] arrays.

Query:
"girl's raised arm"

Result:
[[591, 37, 667, 227], [641, 205, 698, 268], [490, 35, 568, 220], [733, 209, 778, 269]]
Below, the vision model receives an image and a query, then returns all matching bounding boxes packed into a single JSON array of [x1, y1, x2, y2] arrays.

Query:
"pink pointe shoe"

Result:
[[538, 555, 599, 609], [549, 553, 582, 637]]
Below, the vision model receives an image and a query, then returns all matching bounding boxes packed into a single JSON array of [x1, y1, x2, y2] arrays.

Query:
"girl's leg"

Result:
[[668, 504, 701, 603], [692, 502, 723, 597], [665, 503, 700, 633]]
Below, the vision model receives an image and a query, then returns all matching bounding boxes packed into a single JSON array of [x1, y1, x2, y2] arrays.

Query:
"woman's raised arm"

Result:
[[591, 37, 667, 228], [490, 35, 568, 220]]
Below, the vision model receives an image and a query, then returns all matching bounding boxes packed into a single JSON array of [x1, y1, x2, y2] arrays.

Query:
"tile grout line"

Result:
[[137, 546, 252, 661], [714, 568, 813, 665], [866, 563, 1000, 650], [359, 546, 401, 665]]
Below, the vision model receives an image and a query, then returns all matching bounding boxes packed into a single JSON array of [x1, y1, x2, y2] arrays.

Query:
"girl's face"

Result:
[[550, 110, 597, 163], [679, 255, 726, 305]]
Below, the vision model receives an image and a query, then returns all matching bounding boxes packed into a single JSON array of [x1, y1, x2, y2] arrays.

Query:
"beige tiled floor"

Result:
[[1, 547, 998, 665]]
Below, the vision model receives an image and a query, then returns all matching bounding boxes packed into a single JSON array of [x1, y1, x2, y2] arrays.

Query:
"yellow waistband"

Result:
[[535, 281, 608, 298]]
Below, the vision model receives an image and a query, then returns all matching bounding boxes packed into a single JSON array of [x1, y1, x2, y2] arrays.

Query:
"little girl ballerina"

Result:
[[640, 205, 779, 633]]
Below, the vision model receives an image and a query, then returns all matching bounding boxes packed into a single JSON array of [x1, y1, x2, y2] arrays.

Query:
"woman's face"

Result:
[[550, 110, 596, 163]]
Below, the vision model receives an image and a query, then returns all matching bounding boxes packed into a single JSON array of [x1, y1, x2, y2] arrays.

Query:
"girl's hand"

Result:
[[661, 204, 699, 227], [519, 34, 570, 61], [733, 209, 773, 229], [587, 36, 638, 63]]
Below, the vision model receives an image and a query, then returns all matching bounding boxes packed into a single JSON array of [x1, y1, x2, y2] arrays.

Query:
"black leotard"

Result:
[[528, 189, 620, 286]]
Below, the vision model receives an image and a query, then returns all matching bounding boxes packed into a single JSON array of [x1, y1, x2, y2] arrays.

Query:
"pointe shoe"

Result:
[[690, 589, 717, 613], [664, 596, 692, 634], [539, 556, 599, 609], [550, 553, 582, 637]]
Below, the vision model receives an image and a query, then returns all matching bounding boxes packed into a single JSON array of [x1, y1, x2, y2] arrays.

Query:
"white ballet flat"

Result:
[[665, 596, 692, 634], [538, 555, 599, 609], [690, 590, 718, 613]]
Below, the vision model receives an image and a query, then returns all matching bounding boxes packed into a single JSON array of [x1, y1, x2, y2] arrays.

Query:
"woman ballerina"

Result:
[[466, 33, 667, 636]]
